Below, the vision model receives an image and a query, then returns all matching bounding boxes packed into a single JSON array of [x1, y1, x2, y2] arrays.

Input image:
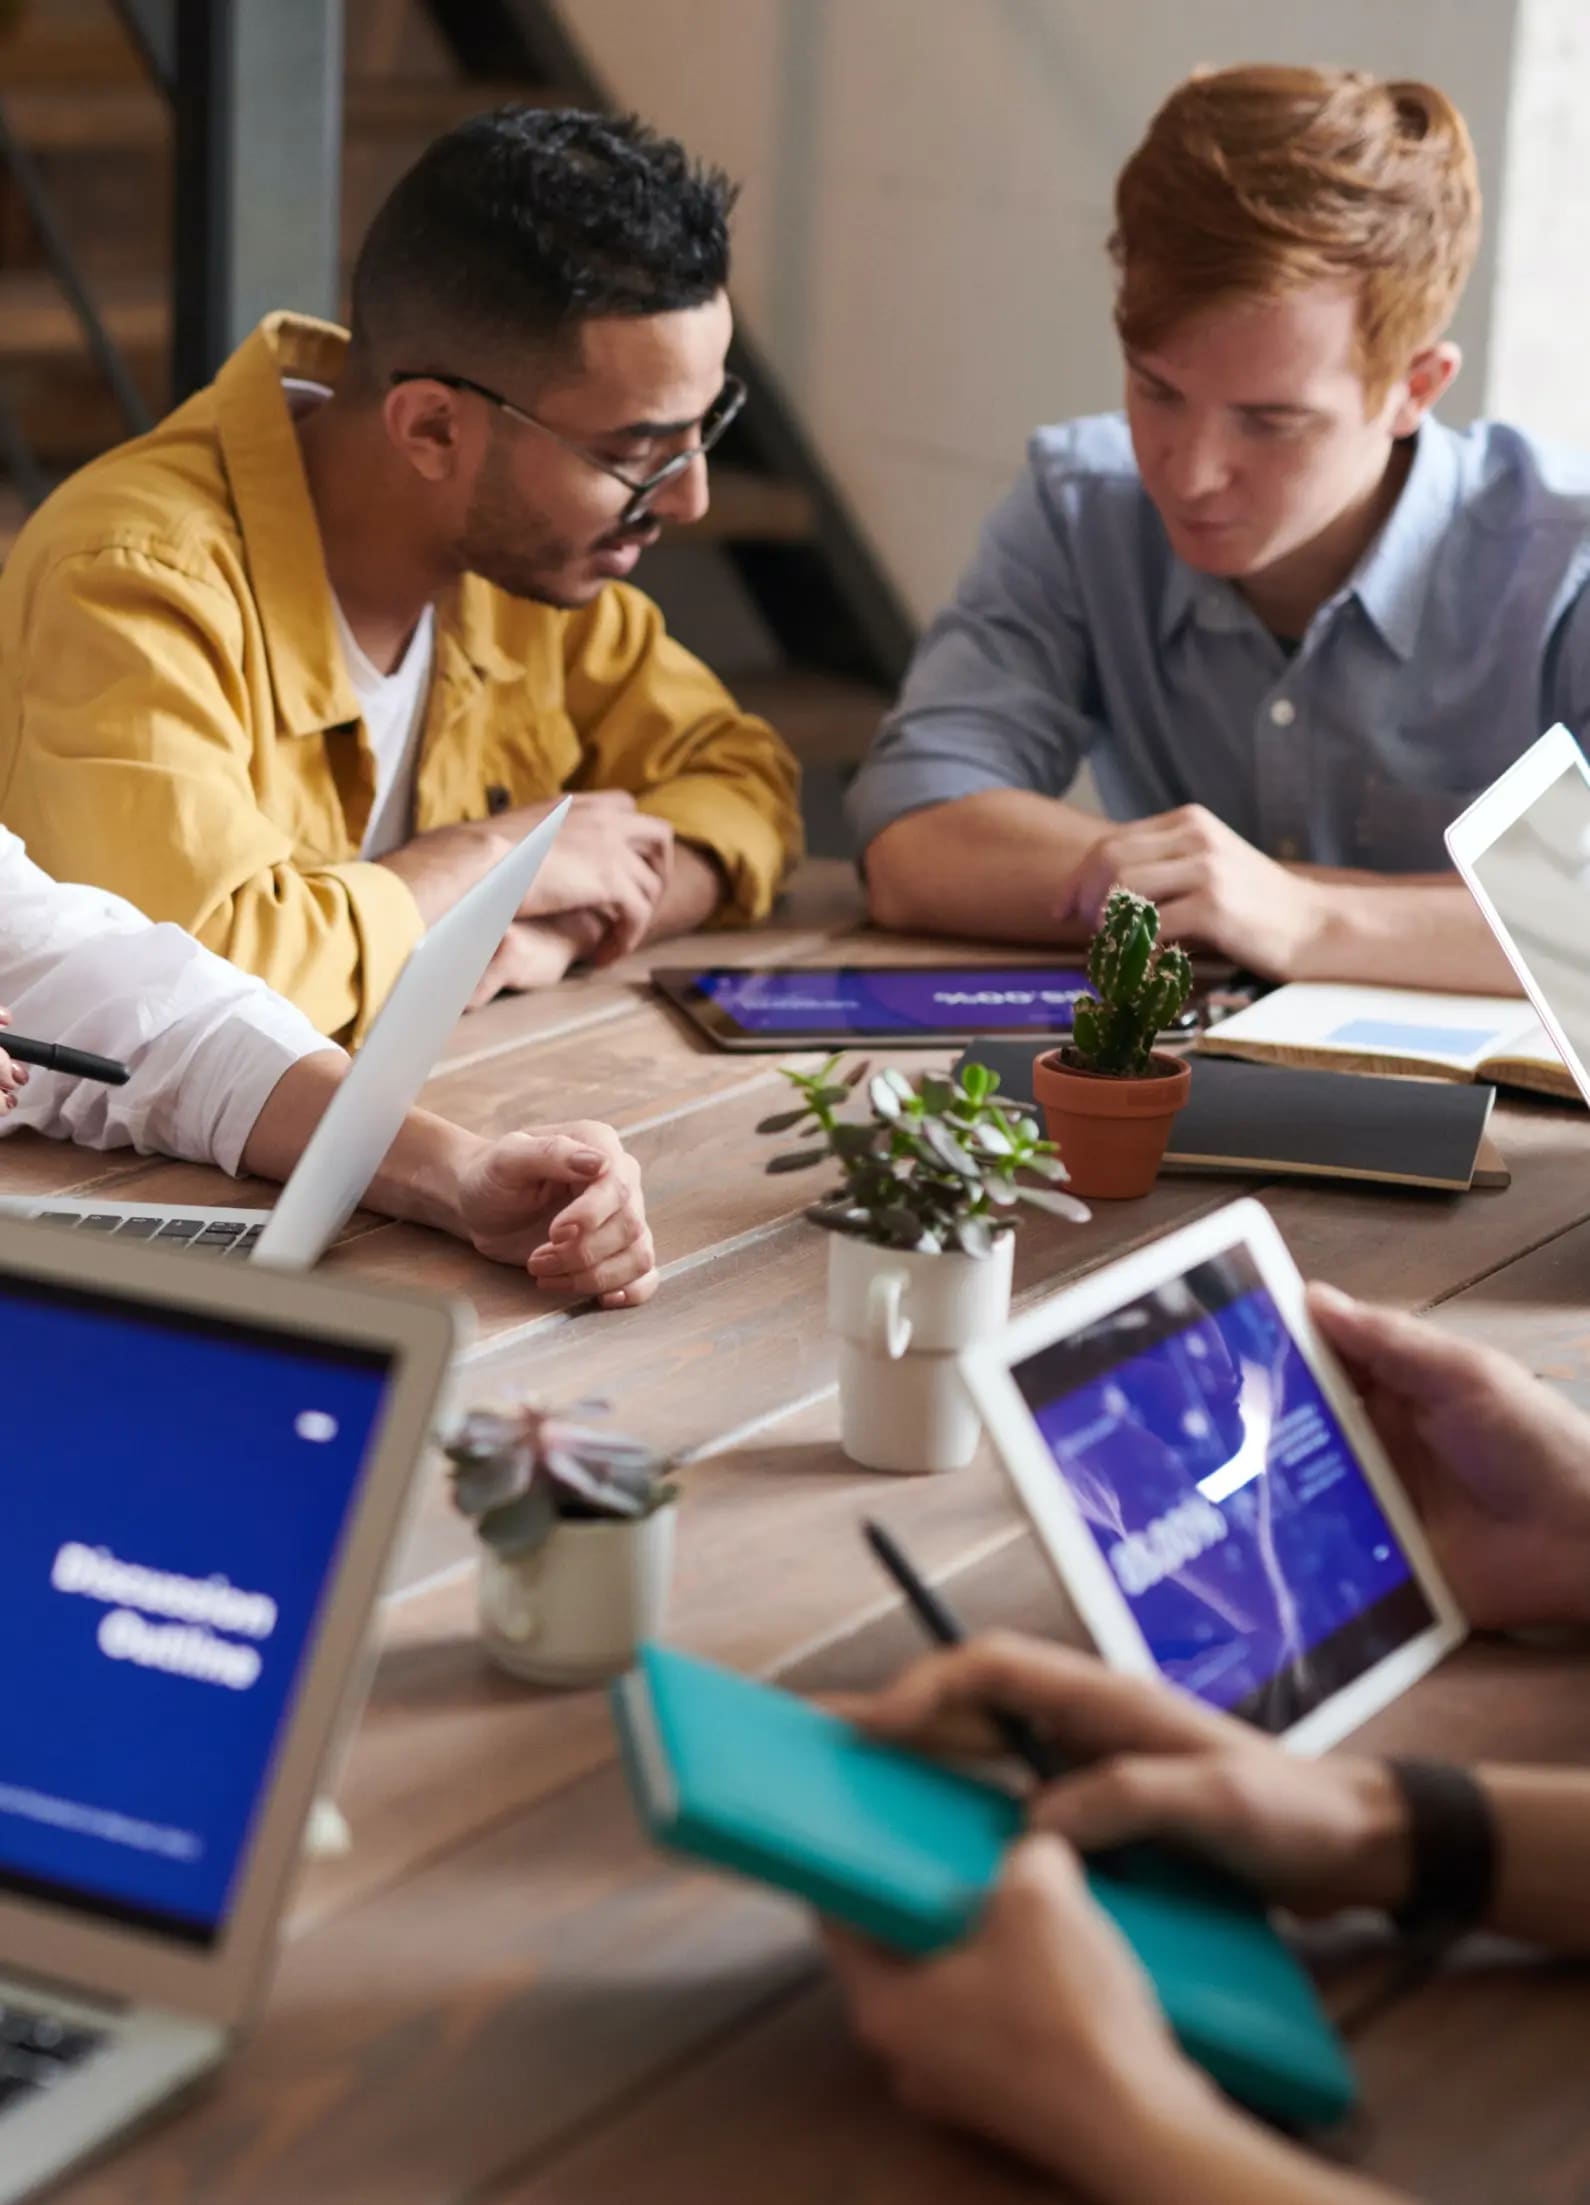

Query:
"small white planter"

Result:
[[476, 1496, 676, 1687], [827, 1231, 1014, 1473]]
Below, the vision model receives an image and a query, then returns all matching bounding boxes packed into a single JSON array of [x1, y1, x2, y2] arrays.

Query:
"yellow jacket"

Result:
[[0, 314, 802, 1041]]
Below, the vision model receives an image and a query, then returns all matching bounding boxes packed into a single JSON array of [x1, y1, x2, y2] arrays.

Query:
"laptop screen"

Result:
[[0, 1271, 396, 1948], [1470, 751, 1590, 1095]]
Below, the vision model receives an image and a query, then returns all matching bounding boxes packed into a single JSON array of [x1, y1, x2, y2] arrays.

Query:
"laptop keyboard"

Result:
[[34, 1213, 265, 1257], [0, 1997, 107, 2116]]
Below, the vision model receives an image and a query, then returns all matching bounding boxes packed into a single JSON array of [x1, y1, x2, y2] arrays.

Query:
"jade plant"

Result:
[[759, 1057, 1088, 1258], [445, 1400, 675, 1558], [1068, 888, 1194, 1078]]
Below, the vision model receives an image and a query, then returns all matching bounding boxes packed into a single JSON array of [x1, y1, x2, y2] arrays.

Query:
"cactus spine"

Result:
[[1070, 887, 1194, 1078]]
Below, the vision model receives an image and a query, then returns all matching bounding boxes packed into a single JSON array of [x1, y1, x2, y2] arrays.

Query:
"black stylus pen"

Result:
[[861, 1518, 1067, 1781], [0, 1033, 130, 1085]]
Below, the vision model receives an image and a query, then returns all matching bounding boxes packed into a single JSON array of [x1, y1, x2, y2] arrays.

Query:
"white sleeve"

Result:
[[0, 829, 340, 1174]]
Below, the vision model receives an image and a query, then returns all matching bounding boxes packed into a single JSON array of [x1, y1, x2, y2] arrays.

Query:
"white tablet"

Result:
[[1445, 721, 1590, 1108], [960, 1199, 1465, 1752]]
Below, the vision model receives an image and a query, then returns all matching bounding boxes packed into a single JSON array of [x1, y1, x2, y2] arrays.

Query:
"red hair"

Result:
[[1111, 65, 1482, 406]]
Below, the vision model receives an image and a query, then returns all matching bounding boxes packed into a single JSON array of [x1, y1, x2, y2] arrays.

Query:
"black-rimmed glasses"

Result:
[[389, 367, 747, 526]]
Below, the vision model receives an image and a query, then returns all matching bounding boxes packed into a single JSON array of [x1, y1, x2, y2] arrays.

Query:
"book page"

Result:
[[1199, 983, 1540, 1077], [1479, 1012, 1582, 1101]]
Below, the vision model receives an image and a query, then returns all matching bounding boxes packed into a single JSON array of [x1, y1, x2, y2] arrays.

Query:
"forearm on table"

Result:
[[1475, 1768, 1590, 1954], [1290, 874, 1521, 991], [862, 792, 1102, 939], [239, 1051, 482, 1236]]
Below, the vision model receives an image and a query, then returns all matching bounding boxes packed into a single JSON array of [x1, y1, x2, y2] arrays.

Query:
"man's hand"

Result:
[[517, 790, 674, 962], [836, 1633, 1411, 1917], [466, 914, 606, 1009], [453, 1122, 658, 1308], [1060, 804, 1327, 975], [826, 1834, 1220, 2195], [0, 1004, 26, 1113], [1308, 1282, 1590, 1629]]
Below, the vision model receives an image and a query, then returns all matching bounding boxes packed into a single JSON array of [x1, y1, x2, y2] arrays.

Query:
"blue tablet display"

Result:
[[672, 964, 1094, 1038], [1011, 1249, 1431, 1730]]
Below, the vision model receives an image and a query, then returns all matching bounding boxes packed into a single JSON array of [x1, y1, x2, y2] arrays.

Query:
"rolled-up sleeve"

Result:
[[0, 832, 337, 1173], [846, 454, 1107, 853]]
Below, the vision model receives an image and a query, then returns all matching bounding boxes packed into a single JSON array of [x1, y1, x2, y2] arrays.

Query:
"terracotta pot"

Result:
[[1031, 1048, 1191, 1199]]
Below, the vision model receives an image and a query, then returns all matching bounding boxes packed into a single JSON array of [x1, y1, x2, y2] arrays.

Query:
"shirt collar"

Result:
[[1155, 419, 1461, 663], [1342, 420, 1461, 662], [1157, 557, 1252, 647], [213, 312, 361, 737]]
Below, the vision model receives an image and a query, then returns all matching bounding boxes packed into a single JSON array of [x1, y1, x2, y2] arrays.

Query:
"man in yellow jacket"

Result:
[[0, 108, 801, 1042]]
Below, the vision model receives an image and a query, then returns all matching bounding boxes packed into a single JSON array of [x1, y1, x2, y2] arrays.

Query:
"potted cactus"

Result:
[[444, 1401, 677, 1686], [760, 1058, 1088, 1471], [1032, 887, 1195, 1198]]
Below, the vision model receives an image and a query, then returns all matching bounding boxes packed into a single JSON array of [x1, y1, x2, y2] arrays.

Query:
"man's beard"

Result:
[[457, 468, 659, 609]]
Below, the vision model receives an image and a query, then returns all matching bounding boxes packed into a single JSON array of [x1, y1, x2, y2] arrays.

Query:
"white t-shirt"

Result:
[[284, 375, 436, 861], [330, 594, 435, 860]]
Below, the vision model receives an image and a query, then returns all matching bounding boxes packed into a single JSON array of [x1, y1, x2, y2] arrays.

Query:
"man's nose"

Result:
[[1163, 422, 1234, 503], [647, 449, 711, 529]]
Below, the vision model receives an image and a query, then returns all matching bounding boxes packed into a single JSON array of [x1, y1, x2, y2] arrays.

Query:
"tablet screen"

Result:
[[1011, 1248, 1432, 1730], [665, 965, 1093, 1040]]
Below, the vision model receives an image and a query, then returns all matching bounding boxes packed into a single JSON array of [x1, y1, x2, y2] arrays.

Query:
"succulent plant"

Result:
[[759, 1056, 1088, 1257], [1069, 888, 1194, 1078], [444, 1400, 675, 1558]]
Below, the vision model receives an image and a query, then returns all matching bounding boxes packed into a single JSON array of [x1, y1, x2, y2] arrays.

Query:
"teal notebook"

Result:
[[612, 1642, 1356, 2129]]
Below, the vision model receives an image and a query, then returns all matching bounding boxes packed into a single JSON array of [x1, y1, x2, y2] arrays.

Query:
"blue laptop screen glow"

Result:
[[0, 1272, 394, 1946], [687, 965, 1093, 1035], [1012, 1250, 1432, 1731]]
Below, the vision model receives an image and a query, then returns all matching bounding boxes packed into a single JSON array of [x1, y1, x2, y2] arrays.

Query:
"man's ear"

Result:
[[1388, 342, 1461, 437], [383, 378, 472, 485]]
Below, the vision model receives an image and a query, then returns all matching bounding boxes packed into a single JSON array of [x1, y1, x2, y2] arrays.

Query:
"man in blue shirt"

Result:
[[850, 65, 1590, 990]]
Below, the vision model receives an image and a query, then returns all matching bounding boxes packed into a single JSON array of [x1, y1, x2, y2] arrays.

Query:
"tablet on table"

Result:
[[653, 962, 1098, 1050]]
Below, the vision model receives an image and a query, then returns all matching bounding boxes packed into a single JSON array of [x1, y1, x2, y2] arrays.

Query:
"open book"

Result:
[[1197, 983, 1578, 1102]]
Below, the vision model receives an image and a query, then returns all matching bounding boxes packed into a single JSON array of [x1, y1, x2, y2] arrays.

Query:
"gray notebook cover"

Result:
[[953, 1047, 1499, 1192]]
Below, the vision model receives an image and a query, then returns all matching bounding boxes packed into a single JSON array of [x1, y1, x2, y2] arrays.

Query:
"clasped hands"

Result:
[[470, 791, 675, 1006]]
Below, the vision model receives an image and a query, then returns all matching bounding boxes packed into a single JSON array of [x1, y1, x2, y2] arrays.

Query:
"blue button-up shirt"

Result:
[[847, 413, 1590, 871]]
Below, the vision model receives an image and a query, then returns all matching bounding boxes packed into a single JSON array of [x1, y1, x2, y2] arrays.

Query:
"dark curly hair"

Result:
[[348, 106, 738, 379]]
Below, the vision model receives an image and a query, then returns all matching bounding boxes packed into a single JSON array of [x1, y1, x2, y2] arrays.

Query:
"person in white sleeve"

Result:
[[0, 828, 657, 1307]]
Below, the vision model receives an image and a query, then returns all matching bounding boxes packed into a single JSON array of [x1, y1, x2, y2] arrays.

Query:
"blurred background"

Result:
[[0, 0, 1582, 858]]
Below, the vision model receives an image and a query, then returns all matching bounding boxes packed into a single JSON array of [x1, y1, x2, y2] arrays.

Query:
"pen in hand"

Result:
[[861, 1518, 1068, 1781], [0, 1031, 130, 1085]]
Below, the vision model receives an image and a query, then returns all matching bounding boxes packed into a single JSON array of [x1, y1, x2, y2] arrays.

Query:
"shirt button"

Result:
[[1269, 698, 1296, 727]]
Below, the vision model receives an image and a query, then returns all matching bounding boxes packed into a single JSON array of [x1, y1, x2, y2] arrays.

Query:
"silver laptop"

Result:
[[1446, 723, 1590, 1105], [0, 801, 567, 1266], [0, 1215, 460, 2200]]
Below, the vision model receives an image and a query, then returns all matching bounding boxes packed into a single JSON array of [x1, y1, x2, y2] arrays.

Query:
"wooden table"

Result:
[[13, 860, 1590, 2204]]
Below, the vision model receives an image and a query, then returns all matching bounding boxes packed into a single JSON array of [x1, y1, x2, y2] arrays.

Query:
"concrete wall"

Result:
[[1487, 0, 1590, 444], [551, 1, 1521, 623]]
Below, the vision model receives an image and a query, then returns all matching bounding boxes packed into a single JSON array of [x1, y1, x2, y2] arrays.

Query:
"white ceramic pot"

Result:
[[477, 1496, 676, 1686], [827, 1230, 1014, 1473]]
